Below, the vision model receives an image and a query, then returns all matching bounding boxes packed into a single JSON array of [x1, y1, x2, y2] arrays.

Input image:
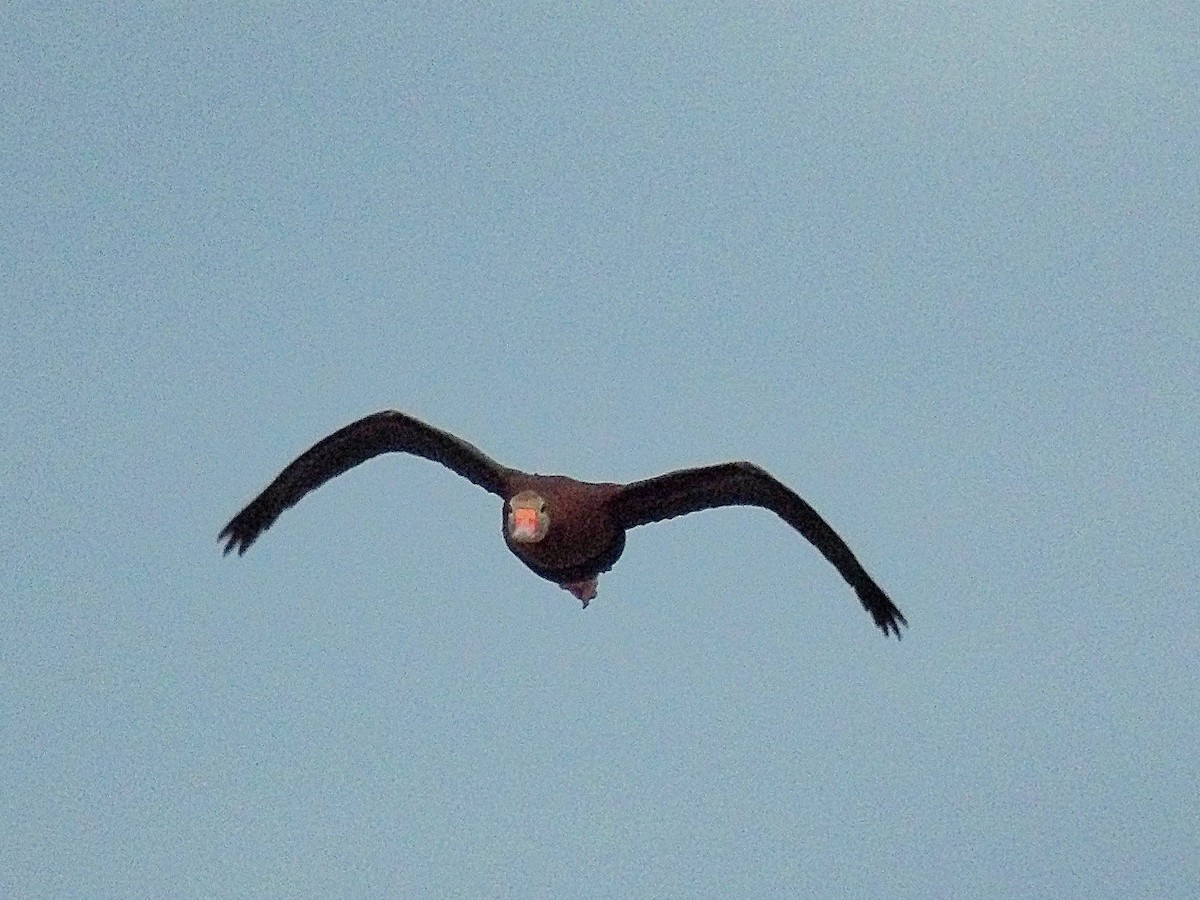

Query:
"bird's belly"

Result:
[[508, 530, 626, 584]]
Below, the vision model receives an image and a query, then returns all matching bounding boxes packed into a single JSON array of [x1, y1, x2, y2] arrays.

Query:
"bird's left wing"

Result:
[[611, 461, 906, 638], [219, 410, 512, 555]]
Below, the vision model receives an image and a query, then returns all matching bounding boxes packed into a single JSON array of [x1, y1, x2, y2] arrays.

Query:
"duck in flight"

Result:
[[219, 410, 906, 638]]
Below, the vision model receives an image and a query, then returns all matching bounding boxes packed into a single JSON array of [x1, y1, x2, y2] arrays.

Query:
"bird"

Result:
[[218, 410, 906, 638]]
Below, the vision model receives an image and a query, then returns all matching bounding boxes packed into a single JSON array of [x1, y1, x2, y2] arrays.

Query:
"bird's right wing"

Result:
[[219, 410, 511, 555]]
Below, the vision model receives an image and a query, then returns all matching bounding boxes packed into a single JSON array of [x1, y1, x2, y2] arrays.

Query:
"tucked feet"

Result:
[[561, 578, 598, 608]]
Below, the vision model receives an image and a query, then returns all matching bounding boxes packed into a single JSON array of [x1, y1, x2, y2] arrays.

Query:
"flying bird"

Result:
[[219, 410, 906, 637]]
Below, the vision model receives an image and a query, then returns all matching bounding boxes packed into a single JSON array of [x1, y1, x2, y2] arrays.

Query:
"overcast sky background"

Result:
[[3, 4, 1197, 897]]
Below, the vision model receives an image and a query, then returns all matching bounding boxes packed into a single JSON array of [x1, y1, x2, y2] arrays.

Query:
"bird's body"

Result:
[[219, 410, 907, 637], [502, 475, 625, 592]]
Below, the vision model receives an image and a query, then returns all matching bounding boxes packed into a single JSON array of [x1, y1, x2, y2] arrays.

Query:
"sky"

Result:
[[3, 3, 1198, 897]]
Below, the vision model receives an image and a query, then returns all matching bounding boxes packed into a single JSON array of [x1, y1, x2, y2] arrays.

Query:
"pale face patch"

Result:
[[507, 491, 549, 542], [512, 507, 539, 540]]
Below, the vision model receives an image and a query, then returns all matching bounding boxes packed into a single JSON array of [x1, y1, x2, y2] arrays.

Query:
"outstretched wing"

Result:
[[611, 461, 906, 638], [219, 410, 512, 555]]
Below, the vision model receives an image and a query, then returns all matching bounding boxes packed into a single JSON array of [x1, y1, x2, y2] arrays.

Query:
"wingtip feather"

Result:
[[858, 581, 908, 640], [218, 515, 260, 557]]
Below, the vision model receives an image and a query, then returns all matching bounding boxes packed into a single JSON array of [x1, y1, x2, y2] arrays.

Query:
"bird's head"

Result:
[[507, 490, 549, 543]]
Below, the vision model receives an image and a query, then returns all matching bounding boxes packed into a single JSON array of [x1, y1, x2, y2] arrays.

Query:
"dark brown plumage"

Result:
[[219, 410, 906, 637]]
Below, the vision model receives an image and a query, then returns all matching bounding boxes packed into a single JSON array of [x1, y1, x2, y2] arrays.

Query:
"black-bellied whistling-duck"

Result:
[[219, 410, 906, 637]]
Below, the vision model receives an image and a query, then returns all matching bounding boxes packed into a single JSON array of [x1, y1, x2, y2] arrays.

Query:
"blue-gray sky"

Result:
[[3, 4, 1197, 897]]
